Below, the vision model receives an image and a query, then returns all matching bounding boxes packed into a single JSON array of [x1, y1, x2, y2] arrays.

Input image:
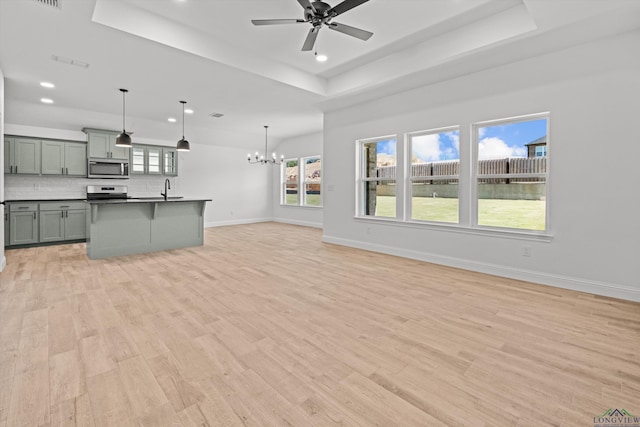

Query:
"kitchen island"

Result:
[[86, 197, 211, 259]]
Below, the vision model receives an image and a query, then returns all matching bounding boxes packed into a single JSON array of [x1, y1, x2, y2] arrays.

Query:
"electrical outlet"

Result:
[[522, 246, 532, 257]]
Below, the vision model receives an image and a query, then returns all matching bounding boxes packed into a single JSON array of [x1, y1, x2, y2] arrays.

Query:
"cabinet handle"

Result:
[[9, 165, 12, 173], [33, 212, 36, 220], [62, 167, 64, 174], [15, 165, 18, 173], [18, 206, 29, 209], [61, 211, 64, 218], [66, 168, 68, 175], [66, 211, 69, 218]]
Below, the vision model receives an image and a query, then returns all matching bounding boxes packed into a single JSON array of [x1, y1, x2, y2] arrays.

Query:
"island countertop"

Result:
[[86, 197, 212, 204]]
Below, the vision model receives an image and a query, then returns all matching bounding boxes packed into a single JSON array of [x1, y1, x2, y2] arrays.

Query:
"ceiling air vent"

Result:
[[209, 113, 224, 118], [34, 0, 61, 9]]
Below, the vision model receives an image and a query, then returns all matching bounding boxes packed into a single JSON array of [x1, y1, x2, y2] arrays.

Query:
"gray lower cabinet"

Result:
[[4, 207, 9, 246], [9, 203, 39, 245], [39, 202, 87, 242]]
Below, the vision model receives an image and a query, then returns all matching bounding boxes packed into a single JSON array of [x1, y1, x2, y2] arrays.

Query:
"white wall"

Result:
[[322, 30, 640, 302], [1, 67, 5, 271], [271, 131, 323, 228], [180, 142, 272, 227]]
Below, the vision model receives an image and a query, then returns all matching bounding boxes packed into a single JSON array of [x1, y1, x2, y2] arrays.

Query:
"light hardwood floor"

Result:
[[1, 222, 639, 426]]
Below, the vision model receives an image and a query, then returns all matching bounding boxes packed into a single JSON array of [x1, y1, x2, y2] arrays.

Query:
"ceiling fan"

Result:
[[251, 0, 373, 52]]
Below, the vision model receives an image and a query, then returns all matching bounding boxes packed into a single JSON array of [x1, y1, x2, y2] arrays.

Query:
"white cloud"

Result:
[[412, 134, 441, 162], [478, 137, 526, 160]]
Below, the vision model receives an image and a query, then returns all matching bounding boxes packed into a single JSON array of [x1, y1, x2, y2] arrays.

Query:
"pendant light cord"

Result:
[[264, 125, 268, 158]]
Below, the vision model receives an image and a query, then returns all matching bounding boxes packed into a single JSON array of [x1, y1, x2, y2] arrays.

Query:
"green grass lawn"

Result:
[[374, 196, 545, 230], [285, 194, 321, 206]]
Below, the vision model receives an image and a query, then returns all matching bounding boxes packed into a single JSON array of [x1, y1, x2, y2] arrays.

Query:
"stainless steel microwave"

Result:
[[87, 158, 130, 179]]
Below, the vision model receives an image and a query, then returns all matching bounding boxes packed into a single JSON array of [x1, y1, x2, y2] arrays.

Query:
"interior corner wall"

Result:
[[271, 131, 323, 228], [322, 30, 640, 302]]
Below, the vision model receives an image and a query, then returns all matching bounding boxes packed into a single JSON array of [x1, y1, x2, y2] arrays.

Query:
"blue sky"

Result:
[[375, 118, 547, 163]]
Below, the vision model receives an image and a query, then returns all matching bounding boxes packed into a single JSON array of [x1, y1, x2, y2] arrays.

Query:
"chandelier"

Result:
[[248, 125, 283, 165]]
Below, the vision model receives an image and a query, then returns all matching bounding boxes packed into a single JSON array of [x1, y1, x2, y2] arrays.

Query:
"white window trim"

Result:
[[280, 155, 322, 208], [354, 113, 552, 240], [406, 125, 460, 225], [355, 135, 397, 218], [471, 112, 550, 234]]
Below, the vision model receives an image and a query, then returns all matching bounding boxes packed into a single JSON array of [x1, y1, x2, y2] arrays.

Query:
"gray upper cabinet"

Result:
[[130, 144, 178, 176], [5, 137, 41, 174], [163, 148, 178, 176], [41, 140, 87, 175], [85, 129, 129, 160]]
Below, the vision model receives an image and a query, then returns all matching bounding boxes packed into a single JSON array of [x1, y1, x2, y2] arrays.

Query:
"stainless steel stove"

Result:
[[86, 185, 128, 200]]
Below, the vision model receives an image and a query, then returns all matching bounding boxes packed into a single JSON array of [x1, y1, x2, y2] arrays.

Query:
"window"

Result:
[[281, 156, 322, 207], [302, 156, 321, 206], [282, 159, 299, 206], [357, 137, 397, 218], [474, 114, 549, 231], [408, 128, 460, 223]]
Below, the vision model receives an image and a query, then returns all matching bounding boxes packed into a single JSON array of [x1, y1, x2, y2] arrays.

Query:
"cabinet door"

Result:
[[41, 140, 65, 175], [163, 148, 178, 176], [40, 210, 65, 242], [65, 142, 87, 175], [65, 209, 87, 240], [131, 146, 146, 174], [88, 133, 110, 158], [147, 147, 162, 175], [110, 134, 130, 160], [14, 138, 41, 174], [9, 211, 39, 245], [3, 206, 9, 246], [4, 137, 12, 173]]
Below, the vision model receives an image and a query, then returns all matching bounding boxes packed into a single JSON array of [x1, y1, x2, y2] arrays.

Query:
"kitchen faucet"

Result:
[[161, 178, 171, 200]]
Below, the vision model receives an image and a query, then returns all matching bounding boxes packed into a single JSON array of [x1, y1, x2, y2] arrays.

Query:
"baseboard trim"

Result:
[[273, 218, 323, 229], [205, 218, 273, 228], [322, 235, 640, 302]]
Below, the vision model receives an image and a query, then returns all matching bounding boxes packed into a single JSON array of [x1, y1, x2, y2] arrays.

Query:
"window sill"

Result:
[[353, 216, 553, 242], [280, 204, 323, 209]]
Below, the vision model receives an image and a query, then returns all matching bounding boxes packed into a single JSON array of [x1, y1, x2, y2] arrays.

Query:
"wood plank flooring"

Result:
[[1, 222, 639, 426]]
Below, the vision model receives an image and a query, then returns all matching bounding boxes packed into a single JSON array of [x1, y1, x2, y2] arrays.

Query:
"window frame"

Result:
[[280, 155, 322, 208], [355, 135, 398, 219], [353, 113, 552, 240], [406, 125, 460, 225], [471, 112, 550, 234]]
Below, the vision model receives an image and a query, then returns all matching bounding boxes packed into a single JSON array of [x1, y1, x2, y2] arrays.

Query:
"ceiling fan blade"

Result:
[[297, 0, 317, 14], [327, 0, 369, 17], [327, 22, 373, 41], [302, 27, 320, 51], [252, 19, 306, 26]]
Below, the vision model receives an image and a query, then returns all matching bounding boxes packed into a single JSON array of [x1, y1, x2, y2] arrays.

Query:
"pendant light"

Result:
[[115, 88, 132, 148], [176, 100, 190, 152]]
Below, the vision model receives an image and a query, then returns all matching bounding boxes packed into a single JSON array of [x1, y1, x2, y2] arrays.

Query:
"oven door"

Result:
[[88, 158, 130, 179]]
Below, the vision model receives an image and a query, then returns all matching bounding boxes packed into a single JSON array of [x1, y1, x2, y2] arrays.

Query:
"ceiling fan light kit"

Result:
[[251, 0, 373, 52]]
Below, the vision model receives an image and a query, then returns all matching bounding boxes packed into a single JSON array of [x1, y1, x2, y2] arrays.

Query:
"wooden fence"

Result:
[[374, 157, 546, 184]]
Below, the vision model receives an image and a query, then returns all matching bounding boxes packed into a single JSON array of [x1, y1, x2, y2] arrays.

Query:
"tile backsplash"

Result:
[[4, 175, 180, 200]]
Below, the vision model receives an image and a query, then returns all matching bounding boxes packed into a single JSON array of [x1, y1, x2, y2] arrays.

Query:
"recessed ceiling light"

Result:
[[41, 98, 54, 104], [168, 117, 177, 123], [184, 108, 194, 114], [316, 54, 328, 62], [40, 81, 55, 88]]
